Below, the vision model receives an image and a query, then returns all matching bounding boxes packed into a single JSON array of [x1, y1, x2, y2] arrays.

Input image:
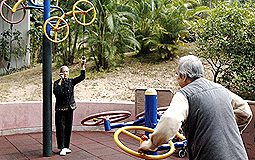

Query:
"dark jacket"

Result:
[[179, 78, 248, 160], [53, 70, 85, 111]]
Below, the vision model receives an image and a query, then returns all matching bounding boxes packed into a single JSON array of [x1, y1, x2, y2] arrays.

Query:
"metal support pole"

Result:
[[104, 120, 111, 131], [144, 88, 158, 157], [145, 88, 158, 131], [43, 0, 52, 157]]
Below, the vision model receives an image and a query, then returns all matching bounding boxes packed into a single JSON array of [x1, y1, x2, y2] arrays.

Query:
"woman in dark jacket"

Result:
[[53, 58, 86, 156]]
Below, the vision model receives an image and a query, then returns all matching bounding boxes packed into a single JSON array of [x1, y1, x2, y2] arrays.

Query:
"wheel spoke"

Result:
[[47, 22, 56, 29], [16, 6, 25, 12], [83, 14, 86, 24], [58, 24, 67, 30], [121, 129, 142, 142], [75, 5, 83, 12], [3, 2, 13, 10], [54, 32, 58, 41], [85, 7, 93, 13], [109, 114, 125, 119], [10, 13, 14, 21], [94, 119, 104, 125]]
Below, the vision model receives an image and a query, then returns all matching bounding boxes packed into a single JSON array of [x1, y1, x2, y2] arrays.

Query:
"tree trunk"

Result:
[[71, 30, 79, 63], [1, 53, 9, 74]]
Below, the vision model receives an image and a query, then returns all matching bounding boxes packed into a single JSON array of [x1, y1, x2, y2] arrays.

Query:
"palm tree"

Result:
[[144, 2, 188, 59], [128, 0, 156, 56], [84, 0, 140, 70], [131, 0, 210, 59]]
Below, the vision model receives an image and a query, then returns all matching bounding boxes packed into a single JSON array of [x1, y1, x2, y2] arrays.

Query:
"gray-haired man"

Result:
[[139, 55, 252, 160]]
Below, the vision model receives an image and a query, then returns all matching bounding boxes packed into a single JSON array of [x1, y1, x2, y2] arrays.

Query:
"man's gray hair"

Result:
[[60, 66, 69, 73], [178, 55, 204, 79]]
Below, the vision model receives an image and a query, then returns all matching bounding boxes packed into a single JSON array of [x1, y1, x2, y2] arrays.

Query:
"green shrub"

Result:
[[0, 29, 27, 74], [193, 2, 255, 100]]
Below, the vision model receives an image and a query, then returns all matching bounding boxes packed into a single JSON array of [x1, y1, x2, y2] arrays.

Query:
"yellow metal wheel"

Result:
[[72, 0, 96, 26], [114, 126, 175, 159], [43, 16, 69, 43]]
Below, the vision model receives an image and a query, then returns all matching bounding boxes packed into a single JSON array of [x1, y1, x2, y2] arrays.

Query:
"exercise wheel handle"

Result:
[[43, 16, 69, 43], [81, 110, 131, 126], [72, 0, 96, 26], [176, 131, 186, 140], [0, 0, 27, 24], [12, 0, 25, 12], [114, 126, 175, 159], [136, 107, 169, 119]]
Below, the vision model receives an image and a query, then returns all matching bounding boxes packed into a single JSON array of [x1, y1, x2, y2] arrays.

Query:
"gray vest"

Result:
[[179, 78, 248, 160]]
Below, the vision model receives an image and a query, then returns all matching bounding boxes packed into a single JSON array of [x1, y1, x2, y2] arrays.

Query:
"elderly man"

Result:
[[139, 55, 252, 160]]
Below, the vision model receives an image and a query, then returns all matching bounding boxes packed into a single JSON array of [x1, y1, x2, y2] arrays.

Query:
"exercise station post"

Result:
[[145, 88, 158, 132], [145, 88, 158, 156], [43, 0, 52, 157]]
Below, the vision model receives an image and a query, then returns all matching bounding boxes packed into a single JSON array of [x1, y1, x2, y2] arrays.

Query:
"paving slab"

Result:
[[0, 131, 189, 160]]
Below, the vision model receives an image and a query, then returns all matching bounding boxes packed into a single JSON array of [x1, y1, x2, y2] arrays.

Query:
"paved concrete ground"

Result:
[[0, 131, 189, 160]]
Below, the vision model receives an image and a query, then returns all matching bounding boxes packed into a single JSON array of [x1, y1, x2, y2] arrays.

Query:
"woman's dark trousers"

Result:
[[55, 110, 73, 149]]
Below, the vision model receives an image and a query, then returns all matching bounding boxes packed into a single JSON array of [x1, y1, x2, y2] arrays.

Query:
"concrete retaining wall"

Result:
[[0, 101, 135, 135]]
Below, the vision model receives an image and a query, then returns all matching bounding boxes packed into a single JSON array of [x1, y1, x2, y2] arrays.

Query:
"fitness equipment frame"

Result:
[[81, 88, 187, 159], [0, 0, 63, 24], [43, 0, 96, 43]]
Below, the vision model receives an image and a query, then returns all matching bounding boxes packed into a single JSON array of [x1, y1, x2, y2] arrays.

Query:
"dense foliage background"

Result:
[[193, 2, 255, 100], [0, 0, 254, 100]]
